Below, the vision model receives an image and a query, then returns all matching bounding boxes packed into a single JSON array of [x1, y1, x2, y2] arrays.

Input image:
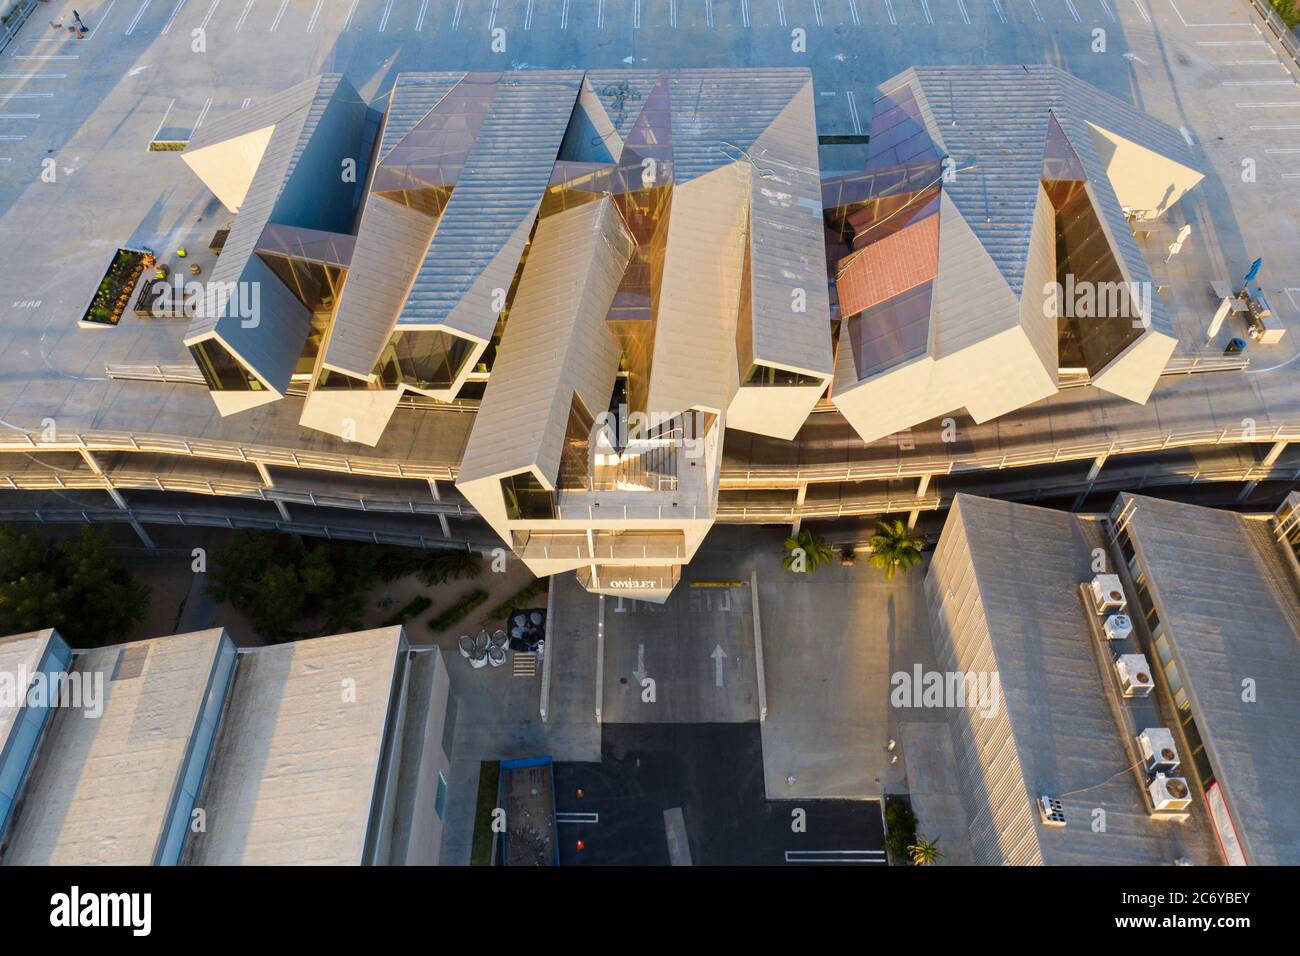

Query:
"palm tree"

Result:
[[907, 836, 941, 866], [781, 528, 834, 573], [867, 519, 926, 580]]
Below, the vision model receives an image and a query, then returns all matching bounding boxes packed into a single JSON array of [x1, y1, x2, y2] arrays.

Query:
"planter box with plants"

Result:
[[79, 247, 152, 328], [427, 588, 489, 633], [485, 577, 547, 622], [380, 594, 433, 628]]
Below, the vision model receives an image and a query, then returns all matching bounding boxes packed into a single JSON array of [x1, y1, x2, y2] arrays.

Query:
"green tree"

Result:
[[378, 546, 482, 587], [781, 528, 834, 573], [867, 519, 927, 580], [0, 526, 149, 646], [908, 837, 941, 866], [206, 531, 379, 641]]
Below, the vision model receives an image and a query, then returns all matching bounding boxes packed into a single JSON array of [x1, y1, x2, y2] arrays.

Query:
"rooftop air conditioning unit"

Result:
[[1137, 728, 1181, 774], [1115, 653, 1155, 698], [1089, 574, 1127, 614], [1148, 774, 1193, 812], [1103, 613, 1134, 642], [1038, 795, 1067, 828]]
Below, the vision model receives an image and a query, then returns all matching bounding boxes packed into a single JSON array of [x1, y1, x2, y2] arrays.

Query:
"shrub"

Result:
[[380, 594, 433, 627], [485, 577, 548, 622], [884, 796, 919, 865], [427, 588, 489, 632]]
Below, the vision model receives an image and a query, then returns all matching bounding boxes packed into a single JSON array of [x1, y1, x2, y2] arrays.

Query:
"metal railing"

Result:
[[719, 422, 1300, 487], [0, 0, 36, 58], [104, 364, 207, 385], [0, 506, 495, 550], [1245, 0, 1300, 70], [0, 428, 458, 481]]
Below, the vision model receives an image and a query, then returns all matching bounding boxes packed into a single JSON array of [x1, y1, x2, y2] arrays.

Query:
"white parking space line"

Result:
[[1167, 0, 1251, 27], [0, 74, 67, 79], [415, 0, 429, 28], [670, 0, 676, 29], [92, 0, 120, 31], [845, 89, 862, 133], [125, 0, 152, 34], [270, 0, 290, 31], [813, 0, 823, 26], [705, 0, 714, 27], [741, 0, 750, 26], [193, 97, 213, 131], [991, 0, 1006, 21], [921, 0, 933, 24], [634, 0, 641, 28], [1224, 79, 1297, 86], [1223, 59, 1283, 65], [1028, 0, 1044, 21], [0, 135, 27, 141], [884, 0, 896, 25], [525, 0, 534, 28], [199, 0, 221, 28], [1197, 40, 1267, 46], [957, 0, 970, 23], [160, 0, 187, 34], [848, 0, 859, 24], [11, 55, 79, 60], [1266, 147, 1300, 153], [234, 0, 255, 30], [555, 812, 599, 823], [777, 0, 786, 26], [785, 849, 886, 863], [307, 0, 324, 30], [598, 0, 604, 27], [452, 0, 464, 29], [1251, 123, 1300, 129], [488, 0, 499, 29], [1098, 0, 1114, 20], [381, 0, 397, 30], [1235, 102, 1300, 108], [1130, 0, 1149, 21], [0, 93, 54, 99], [1064, 0, 1079, 20], [343, 0, 360, 30]]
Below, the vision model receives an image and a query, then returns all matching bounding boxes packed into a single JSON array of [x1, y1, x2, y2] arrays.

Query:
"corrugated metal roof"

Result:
[[1, 629, 229, 866], [647, 161, 752, 416], [182, 627, 405, 866], [928, 495, 1220, 865], [183, 75, 366, 393], [746, 77, 835, 380], [459, 198, 632, 486], [398, 71, 584, 343], [1118, 493, 1300, 866], [878, 66, 1200, 340]]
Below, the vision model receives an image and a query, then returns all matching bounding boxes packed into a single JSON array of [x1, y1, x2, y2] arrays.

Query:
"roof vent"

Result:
[[112, 644, 150, 681], [1137, 728, 1180, 774], [1115, 653, 1154, 698], [1103, 613, 1133, 641], [1148, 774, 1192, 812], [1038, 795, 1067, 828], [1088, 574, 1127, 614]]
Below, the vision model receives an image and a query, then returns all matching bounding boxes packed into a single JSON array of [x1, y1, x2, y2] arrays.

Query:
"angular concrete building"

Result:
[[4, 65, 1290, 605], [825, 66, 1204, 447]]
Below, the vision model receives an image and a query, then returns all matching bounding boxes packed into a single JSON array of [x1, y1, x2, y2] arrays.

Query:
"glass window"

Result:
[[379, 330, 475, 391], [500, 472, 555, 520], [742, 363, 824, 387], [189, 339, 263, 392]]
